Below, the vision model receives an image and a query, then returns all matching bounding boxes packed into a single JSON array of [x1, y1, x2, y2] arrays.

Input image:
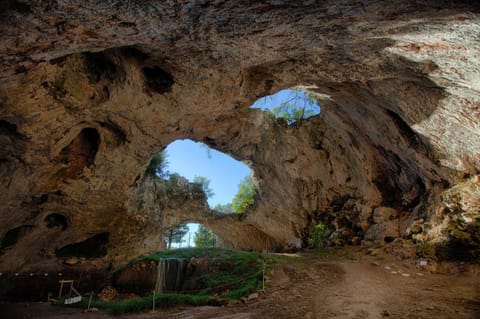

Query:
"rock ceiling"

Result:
[[0, 1, 479, 271]]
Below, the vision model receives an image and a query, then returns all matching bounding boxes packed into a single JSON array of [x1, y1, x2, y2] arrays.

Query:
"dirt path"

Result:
[[2, 251, 479, 319]]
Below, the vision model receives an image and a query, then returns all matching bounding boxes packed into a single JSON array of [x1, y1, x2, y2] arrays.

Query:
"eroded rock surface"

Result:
[[1, 1, 479, 272]]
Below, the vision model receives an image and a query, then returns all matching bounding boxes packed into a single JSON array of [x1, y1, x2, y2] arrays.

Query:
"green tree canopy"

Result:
[[145, 151, 169, 179], [194, 225, 216, 248], [193, 175, 214, 198], [270, 91, 318, 124], [213, 203, 234, 214], [163, 224, 189, 249], [232, 175, 255, 213]]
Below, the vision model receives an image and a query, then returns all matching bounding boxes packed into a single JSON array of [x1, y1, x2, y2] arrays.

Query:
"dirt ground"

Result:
[[2, 249, 479, 319]]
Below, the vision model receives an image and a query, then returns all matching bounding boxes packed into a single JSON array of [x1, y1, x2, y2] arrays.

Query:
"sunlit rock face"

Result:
[[1, 1, 479, 271]]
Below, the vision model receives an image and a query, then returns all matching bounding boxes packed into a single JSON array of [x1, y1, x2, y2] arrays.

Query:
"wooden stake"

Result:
[[58, 281, 65, 299], [87, 293, 92, 310], [262, 261, 265, 291], [152, 290, 156, 312]]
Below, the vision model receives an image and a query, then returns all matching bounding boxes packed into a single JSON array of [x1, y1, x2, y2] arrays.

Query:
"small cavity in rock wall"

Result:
[[44, 213, 68, 230], [57, 127, 100, 178], [0, 225, 34, 251], [55, 232, 109, 258], [142, 67, 174, 94]]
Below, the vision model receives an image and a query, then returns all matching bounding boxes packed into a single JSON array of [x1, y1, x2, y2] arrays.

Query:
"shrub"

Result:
[[311, 223, 328, 248]]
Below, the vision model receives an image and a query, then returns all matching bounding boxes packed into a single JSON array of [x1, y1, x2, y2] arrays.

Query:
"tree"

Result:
[[270, 91, 318, 124], [255, 89, 319, 125], [145, 151, 169, 179], [213, 203, 234, 214], [232, 175, 255, 213], [194, 225, 216, 248], [192, 176, 214, 198], [163, 224, 189, 249]]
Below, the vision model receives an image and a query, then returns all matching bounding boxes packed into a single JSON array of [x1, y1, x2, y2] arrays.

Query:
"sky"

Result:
[[165, 89, 319, 248], [164, 139, 251, 248], [165, 139, 251, 207], [250, 88, 320, 119]]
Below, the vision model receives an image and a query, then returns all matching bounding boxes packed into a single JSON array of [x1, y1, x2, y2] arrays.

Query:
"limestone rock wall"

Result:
[[0, 0, 479, 271]]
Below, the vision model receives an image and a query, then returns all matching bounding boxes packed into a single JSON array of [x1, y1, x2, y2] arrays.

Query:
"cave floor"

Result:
[[2, 249, 479, 319]]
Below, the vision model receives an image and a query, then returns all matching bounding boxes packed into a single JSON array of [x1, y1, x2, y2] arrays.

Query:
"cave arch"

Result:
[[0, 1, 479, 273], [162, 139, 254, 211]]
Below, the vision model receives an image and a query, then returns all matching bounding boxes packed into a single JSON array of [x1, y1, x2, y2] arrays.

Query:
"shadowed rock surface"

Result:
[[0, 0, 479, 273]]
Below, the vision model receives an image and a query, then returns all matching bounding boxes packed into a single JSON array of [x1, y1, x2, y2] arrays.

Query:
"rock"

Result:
[[247, 292, 259, 301], [305, 312, 314, 319], [352, 236, 362, 246], [64, 257, 79, 265], [0, 1, 479, 273], [327, 227, 355, 246], [373, 207, 398, 224], [228, 300, 241, 306], [364, 221, 400, 243], [84, 307, 99, 313]]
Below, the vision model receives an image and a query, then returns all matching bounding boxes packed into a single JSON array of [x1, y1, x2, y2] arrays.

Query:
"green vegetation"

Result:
[[103, 248, 264, 314], [252, 89, 320, 125], [145, 151, 169, 179], [163, 224, 189, 249], [194, 225, 216, 248], [232, 175, 255, 213], [213, 203, 234, 213], [192, 175, 214, 198], [271, 91, 318, 124], [311, 222, 328, 248], [77, 293, 213, 315]]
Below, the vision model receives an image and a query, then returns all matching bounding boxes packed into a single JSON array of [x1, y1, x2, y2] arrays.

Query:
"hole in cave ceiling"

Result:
[[250, 88, 321, 125], [150, 139, 254, 213]]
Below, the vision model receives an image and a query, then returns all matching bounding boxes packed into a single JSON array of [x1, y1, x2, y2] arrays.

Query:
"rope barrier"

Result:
[[0, 272, 64, 277]]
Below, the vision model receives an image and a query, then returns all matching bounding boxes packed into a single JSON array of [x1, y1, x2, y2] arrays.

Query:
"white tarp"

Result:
[[64, 296, 82, 304]]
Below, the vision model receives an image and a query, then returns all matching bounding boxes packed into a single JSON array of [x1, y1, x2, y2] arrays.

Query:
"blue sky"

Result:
[[164, 140, 251, 248], [250, 88, 320, 121], [165, 139, 251, 207]]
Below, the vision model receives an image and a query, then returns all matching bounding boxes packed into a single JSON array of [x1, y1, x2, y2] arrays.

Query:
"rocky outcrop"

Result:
[[0, 1, 479, 272]]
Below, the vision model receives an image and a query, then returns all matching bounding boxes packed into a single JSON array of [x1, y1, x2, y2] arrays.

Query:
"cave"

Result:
[[44, 213, 68, 230], [55, 232, 109, 258], [0, 1, 479, 316], [0, 226, 34, 252]]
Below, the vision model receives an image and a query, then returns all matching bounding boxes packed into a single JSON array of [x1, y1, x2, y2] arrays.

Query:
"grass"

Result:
[[265, 248, 359, 265], [82, 248, 265, 314], [75, 293, 214, 315]]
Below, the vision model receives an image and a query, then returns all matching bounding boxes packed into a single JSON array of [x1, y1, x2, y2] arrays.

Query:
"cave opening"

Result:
[[164, 223, 218, 249], [250, 88, 321, 124], [160, 139, 254, 212]]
